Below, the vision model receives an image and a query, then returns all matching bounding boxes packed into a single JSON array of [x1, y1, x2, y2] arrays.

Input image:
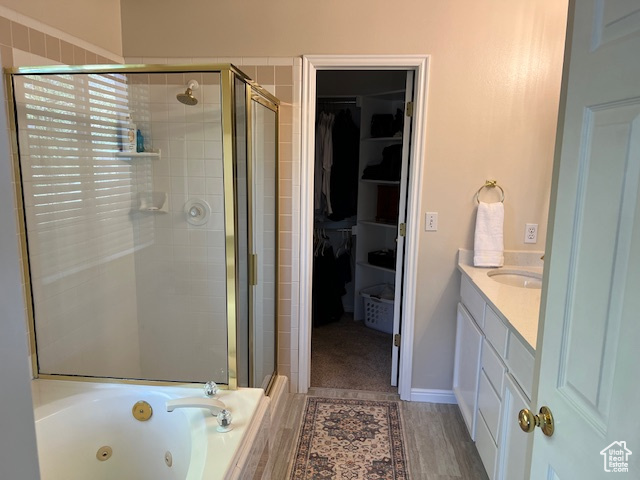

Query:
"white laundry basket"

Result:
[[360, 284, 395, 334]]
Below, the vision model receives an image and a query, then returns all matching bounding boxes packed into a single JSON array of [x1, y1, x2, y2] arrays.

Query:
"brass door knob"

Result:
[[518, 406, 554, 437]]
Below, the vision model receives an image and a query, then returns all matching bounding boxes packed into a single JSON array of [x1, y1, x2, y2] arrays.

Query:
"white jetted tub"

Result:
[[32, 380, 268, 480]]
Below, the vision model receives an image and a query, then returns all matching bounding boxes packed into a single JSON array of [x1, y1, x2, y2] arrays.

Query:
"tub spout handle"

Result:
[[166, 397, 227, 416]]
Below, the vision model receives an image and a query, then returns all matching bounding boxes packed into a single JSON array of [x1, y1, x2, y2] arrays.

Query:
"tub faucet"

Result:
[[166, 397, 233, 432], [166, 397, 227, 416]]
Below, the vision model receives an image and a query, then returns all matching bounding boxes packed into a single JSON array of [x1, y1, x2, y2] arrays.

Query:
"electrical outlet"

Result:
[[425, 212, 438, 231], [525, 223, 538, 244]]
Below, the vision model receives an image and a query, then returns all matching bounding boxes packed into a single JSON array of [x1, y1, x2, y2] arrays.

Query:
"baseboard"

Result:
[[410, 388, 457, 404]]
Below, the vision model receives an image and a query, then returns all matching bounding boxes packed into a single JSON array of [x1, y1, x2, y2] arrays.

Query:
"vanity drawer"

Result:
[[475, 410, 497, 480], [461, 276, 485, 328], [481, 338, 506, 398], [506, 332, 535, 400], [477, 370, 501, 442], [484, 306, 508, 357]]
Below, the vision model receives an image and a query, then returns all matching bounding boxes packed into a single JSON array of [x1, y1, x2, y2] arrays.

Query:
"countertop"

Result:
[[457, 249, 543, 353]]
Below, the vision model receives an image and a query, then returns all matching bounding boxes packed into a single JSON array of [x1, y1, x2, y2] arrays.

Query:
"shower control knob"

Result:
[[204, 381, 219, 397], [184, 199, 211, 226], [216, 409, 232, 432]]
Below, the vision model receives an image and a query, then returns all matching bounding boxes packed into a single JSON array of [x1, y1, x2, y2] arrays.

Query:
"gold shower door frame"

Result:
[[5, 63, 280, 391], [246, 86, 280, 394]]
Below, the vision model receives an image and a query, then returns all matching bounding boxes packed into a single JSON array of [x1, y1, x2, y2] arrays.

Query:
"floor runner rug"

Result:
[[290, 396, 409, 480]]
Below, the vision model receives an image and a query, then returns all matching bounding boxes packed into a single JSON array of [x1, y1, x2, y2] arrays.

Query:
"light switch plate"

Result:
[[425, 212, 438, 231]]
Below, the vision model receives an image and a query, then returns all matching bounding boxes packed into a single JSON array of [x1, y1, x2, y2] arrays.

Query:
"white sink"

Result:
[[487, 269, 542, 289]]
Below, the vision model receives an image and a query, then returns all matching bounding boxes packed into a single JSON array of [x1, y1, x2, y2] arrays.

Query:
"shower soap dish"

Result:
[[137, 191, 168, 213]]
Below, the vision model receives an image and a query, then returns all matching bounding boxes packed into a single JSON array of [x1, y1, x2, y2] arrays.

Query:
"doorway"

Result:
[[298, 55, 430, 400], [311, 70, 409, 393]]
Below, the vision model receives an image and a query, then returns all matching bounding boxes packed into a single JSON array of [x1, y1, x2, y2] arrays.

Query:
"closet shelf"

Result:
[[360, 179, 400, 185], [357, 261, 395, 273], [359, 220, 397, 229], [369, 89, 405, 100], [362, 136, 402, 142]]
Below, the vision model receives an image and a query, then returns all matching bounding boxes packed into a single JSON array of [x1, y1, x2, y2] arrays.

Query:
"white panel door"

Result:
[[529, 1, 640, 478], [391, 71, 414, 386]]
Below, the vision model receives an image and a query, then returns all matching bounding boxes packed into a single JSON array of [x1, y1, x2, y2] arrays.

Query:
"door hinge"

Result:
[[250, 254, 258, 286], [399, 223, 406, 237], [394, 334, 401, 347], [406, 101, 414, 117]]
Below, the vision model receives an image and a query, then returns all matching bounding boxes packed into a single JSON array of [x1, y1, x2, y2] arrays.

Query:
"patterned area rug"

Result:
[[290, 397, 409, 480]]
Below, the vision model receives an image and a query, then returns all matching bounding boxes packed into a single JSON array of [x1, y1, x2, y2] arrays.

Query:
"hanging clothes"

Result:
[[312, 228, 345, 326], [334, 230, 353, 289], [328, 109, 360, 221], [314, 112, 335, 215]]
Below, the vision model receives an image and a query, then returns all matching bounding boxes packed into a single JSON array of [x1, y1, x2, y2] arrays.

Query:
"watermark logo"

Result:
[[600, 441, 632, 473]]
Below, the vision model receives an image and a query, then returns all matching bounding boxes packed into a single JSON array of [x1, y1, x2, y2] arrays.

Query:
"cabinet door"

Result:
[[497, 373, 532, 480], [453, 303, 483, 439]]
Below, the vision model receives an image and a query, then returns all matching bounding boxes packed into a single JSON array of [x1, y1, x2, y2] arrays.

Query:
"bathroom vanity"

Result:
[[453, 250, 542, 480]]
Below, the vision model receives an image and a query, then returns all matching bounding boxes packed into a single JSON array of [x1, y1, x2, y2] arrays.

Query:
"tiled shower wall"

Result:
[[127, 57, 301, 390], [128, 73, 229, 382], [2, 6, 301, 390], [0, 9, 122, 69]]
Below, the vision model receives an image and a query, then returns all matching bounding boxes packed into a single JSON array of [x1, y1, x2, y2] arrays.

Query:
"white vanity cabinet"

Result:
[[455, 275, 536, 480]]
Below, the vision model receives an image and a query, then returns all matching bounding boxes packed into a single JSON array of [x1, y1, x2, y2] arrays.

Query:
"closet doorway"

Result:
[[301, 56, 428, 397]]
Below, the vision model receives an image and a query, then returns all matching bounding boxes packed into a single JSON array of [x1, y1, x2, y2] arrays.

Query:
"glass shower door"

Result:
[[250, 95, 278, 389], [12, 70, 229, 384]]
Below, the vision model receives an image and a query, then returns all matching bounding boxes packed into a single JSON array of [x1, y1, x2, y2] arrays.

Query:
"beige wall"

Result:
[[0, 0, 122, 56], [122, 0, 569, 392]]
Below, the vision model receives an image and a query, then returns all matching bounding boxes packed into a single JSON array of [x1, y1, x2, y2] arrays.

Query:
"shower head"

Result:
[[177, 79, 199, 106]]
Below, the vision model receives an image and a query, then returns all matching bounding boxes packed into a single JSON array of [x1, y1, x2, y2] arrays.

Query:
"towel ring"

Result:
[[475, 180, 505, 204]]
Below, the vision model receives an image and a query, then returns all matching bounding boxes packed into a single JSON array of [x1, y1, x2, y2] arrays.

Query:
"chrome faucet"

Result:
[[204, 381, 219, 397], [166, 397, 226, 416], [166, 397, 233, 432]]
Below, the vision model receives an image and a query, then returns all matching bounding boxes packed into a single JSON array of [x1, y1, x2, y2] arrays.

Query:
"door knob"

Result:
[[518, 406, 554, 437]]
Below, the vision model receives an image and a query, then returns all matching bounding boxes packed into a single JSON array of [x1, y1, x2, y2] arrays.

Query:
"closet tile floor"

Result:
[[270, 388, 489, 479], [311, 314, 396, 393]]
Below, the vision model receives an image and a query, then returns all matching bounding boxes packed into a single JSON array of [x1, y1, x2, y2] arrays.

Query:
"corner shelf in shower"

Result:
[[135, 191, 169, 213], [115, 149, 161, 159]]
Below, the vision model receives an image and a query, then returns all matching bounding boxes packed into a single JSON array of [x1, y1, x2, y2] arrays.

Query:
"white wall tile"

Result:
[[187, 141, 204, 159]]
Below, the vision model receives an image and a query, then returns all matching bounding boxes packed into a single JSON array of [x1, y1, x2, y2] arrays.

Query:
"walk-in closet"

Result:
[[310, 70, 414, 392]]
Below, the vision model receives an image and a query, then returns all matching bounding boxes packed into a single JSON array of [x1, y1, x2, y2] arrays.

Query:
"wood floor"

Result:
[[270, 388, 489, 480]]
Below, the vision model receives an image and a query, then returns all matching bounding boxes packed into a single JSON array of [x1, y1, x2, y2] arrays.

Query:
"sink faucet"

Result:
[[166, 397, 227, 416]]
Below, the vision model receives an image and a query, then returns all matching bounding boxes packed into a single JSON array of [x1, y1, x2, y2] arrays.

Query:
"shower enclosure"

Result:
[[7, 64, 278, 390]]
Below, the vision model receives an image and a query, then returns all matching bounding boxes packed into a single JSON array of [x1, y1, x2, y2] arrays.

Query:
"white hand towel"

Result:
[[474, 201, 504, 267]]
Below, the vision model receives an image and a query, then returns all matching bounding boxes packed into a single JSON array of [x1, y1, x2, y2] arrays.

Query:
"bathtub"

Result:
[[31, 380, 269, 480]]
